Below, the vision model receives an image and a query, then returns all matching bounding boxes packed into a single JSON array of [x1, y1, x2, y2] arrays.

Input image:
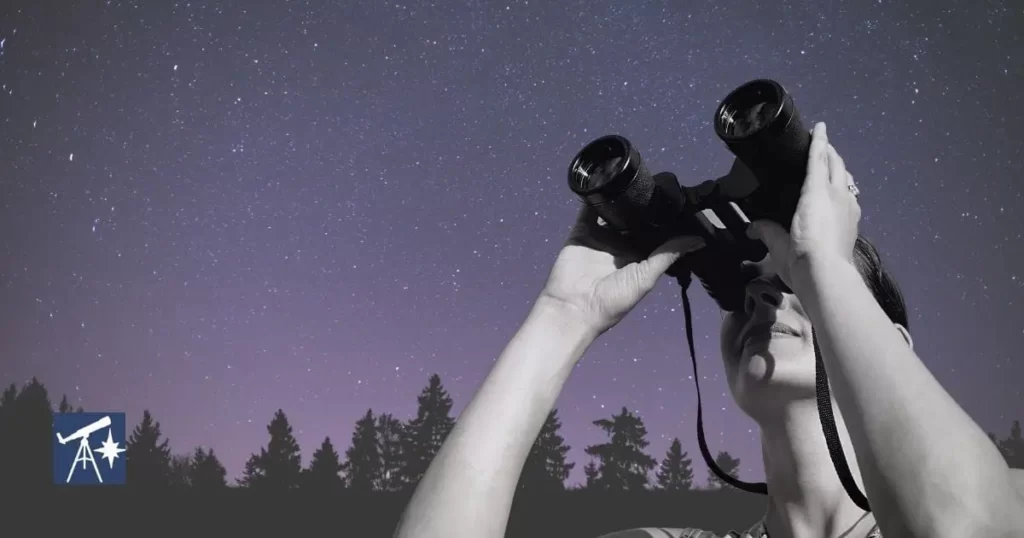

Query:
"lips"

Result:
[[740, 321, 800, 349]]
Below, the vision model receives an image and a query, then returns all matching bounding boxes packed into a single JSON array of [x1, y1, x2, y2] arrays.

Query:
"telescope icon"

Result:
[[57, 415, 111, 445], [56, 415, 113, 484]]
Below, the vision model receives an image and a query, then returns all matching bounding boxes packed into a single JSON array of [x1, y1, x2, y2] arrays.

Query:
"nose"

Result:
[[744, 277, 784, 315]]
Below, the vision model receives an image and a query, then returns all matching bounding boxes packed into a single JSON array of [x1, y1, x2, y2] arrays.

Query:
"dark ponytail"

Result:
[[852, 235, 909, 329]]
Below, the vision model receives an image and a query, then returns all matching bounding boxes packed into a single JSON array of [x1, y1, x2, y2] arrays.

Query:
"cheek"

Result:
[[720, 314, 743, 350], [719, 317, 743, 373]]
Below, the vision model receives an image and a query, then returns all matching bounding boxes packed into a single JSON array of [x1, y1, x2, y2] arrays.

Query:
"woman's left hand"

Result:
[[747, 122, 862, 290]]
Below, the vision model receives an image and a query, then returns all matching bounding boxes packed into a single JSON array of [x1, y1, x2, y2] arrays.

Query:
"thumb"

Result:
[[748, 220, 788, 252], [633, 236, 705, 289]]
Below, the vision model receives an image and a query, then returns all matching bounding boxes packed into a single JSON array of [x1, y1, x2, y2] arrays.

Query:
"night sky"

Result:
[[1, 0, 1021, 487]]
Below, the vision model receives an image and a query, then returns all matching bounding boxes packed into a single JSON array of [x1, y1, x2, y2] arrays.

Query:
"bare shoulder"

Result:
[[596, 529, 718, 538]]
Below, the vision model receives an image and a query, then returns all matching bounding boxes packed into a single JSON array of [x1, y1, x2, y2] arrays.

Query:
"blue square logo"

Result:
[[52, 412, 127, 485]]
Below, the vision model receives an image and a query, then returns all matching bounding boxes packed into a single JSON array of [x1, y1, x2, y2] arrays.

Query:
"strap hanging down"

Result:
[[678, 282, 870, 511], [813, 331, 871, 511]]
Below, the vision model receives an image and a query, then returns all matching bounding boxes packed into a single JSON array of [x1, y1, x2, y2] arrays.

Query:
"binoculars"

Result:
[[568, 84, 877, 511], [567, 79, 813, 311]]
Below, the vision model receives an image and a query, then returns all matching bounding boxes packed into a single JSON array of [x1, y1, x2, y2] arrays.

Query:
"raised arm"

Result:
[[752, 122, 1024, 537], [393, 208, 704, 538], [792, 255, 1024, 536], [392, 297, 593, 538]]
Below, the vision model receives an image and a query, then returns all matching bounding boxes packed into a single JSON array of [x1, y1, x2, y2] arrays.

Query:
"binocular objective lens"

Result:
[[715, 80, 786, 139], [720, 99, 779, 137], [579, 156, 623, 189], [571, 137, 629, 191]]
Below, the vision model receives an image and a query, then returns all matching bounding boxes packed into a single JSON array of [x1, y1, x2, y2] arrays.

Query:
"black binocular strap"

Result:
[[679, 285, 871, 511]]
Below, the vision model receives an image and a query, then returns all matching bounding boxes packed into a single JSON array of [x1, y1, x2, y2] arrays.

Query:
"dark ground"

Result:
[[5, 488, 767, 537]]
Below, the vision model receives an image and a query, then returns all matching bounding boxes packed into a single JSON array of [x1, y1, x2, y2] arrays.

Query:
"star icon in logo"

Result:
[[94, 429, 125, 469]]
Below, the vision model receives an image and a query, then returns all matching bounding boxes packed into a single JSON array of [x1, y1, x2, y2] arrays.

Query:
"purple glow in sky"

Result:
[[1, 0, 1022, 486]]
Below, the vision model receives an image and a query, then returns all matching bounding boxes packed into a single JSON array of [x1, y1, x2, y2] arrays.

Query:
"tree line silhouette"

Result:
[[2, 374, 1022, 492]]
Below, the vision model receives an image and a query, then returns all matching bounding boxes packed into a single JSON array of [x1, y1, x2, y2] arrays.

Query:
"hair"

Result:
[[852, 234, 909, 330]]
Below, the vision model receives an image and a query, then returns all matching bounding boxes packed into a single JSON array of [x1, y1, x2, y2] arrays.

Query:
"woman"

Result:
[[392, 123, 1024, 537]]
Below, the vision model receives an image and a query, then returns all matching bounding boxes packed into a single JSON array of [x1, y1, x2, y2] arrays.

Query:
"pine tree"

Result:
[[375, 413, 405, 492], [169, 453, 192, 487], [0, 384, 15, 408], [707, 451, 742, 490], [0, 383, 18, 485], [583, 461, 599, 489], [0, 380, 52, 487], [0, 384, 14, 431], [190, 447, 228, 489], [655, 438, 694, 491], [401, 374, 456, 487], [583, 407, 657, 492], [305, 437, 343, 491], [126, 410, 173, 487], [996, 420, 1024, 469], [343, 409, 382, 492], [239, 409, 303, 490], [19, 378, 53, 487], [58, 395, 72, 413], [519, 409, 574, 492], [240, 454, 265, 487]]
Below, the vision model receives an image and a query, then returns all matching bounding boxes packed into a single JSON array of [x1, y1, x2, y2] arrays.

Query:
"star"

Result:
[[94, 429, 125, 469]]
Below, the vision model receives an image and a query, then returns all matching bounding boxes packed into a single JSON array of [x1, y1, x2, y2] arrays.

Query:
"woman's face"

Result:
[[719, 255, 819, 417]]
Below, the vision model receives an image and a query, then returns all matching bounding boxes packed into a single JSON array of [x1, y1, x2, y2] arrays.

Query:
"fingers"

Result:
[[633, 236, 705, 289], [567, 204, 640, 260], [804, 122, 830, 193], [569, 204, 599, 235], [825, 144, 862, 212], [826, 144, 847, 188], [748, 220, 788, 253], [569, 205, 612, 242]]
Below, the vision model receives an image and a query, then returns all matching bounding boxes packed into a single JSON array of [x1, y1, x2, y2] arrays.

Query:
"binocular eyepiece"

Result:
[[567, 79, 812, 312]]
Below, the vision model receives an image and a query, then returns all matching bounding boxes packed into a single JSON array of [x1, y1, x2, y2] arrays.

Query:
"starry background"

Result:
[[1, 0, 1021, 487]]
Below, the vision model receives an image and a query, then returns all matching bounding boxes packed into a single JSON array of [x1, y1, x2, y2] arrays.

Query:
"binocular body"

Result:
[[567, 79, 812, 312]]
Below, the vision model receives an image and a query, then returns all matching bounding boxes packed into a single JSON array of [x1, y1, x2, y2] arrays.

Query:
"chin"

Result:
[[730, 345, 818, 412]]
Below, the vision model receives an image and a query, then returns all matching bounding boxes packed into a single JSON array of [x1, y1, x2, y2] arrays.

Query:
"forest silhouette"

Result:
[[2, 374, 1021, 537]]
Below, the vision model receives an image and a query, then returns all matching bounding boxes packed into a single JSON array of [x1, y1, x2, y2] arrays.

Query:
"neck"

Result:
[[757, 399, 873, 538]]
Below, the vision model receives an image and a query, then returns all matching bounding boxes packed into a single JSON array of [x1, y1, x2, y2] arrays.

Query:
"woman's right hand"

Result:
[[538, 206, 706, 337], [394, 207, 705, 538]]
